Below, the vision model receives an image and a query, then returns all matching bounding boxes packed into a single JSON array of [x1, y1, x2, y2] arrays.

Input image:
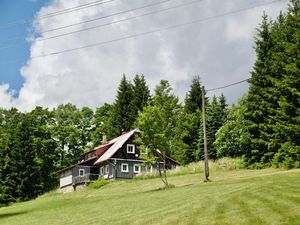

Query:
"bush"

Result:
[[89, 178, 108, 189], [272, 142, 300, 169]]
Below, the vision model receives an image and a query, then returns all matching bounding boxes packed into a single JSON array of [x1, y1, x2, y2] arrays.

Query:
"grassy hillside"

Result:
[[0, 162, 299, 225]]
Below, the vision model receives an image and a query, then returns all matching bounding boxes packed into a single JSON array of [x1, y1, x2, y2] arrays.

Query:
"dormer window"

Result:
[[127, 144, 135, 154]]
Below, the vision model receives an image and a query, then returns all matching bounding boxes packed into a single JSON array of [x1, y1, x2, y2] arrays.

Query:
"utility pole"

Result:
[[201, 86, 209, 182]]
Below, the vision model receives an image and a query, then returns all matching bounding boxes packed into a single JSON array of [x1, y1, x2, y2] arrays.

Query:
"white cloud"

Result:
[[0, 84, 15, 108], [0, 0, 288, 111]]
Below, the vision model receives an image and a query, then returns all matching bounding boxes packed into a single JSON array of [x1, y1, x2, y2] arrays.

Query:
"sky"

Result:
[[0, 0, 288, 111]]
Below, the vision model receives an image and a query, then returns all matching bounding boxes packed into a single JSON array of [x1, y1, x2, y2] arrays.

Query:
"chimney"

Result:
[[102, 134, 108, 144]]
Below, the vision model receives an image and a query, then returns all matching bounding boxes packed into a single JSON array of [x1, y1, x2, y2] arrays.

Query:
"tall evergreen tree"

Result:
[[244, 2, 300, 167], [132, 74, 150, 115], [180, 77, 204, 164], [271, 1, 300, 167], [111, 74, 134, 135], [206, 95, 228, 159], [243, 14, 277, 165], [184, 76, 203, 114], [0, 108, 21, 204]]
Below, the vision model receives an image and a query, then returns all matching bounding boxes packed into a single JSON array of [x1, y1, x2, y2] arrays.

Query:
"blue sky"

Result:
[[0, 0, 48, 95]]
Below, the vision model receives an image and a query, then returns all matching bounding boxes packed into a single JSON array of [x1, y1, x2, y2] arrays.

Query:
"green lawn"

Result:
[[0, 168, 299, 225]]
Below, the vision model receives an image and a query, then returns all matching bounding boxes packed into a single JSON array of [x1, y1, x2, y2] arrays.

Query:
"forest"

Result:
[[0, 1, 299, 205]]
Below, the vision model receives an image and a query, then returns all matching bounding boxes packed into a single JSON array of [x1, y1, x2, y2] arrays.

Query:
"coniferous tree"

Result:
[[180, 77, 204, 164], [244, 2, 300, 167], [132, 74, 150, 116], [0, 108, 21, 204], [270, 1, 300, 167], [243, 14, 277, 165], [214, 96, 250, 158], [206, 95, 228, 159], [184, 76, 203, 114], [111, 74, 134, 135]]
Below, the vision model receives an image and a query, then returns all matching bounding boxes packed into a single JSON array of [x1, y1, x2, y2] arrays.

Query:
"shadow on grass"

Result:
[[0, 211, 27, 219]]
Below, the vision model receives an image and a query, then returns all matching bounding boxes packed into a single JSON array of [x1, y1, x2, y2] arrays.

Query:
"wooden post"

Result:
[[201, 86, 209, 182]]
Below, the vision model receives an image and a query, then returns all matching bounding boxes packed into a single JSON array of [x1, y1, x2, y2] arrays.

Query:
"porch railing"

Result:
[[73, 173, 100, 185]]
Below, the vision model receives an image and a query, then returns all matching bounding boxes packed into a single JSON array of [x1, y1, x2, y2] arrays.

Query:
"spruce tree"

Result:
[[206, 95, 228, 159], [180, 77, 204, 164], [244, 14, 277, 165], [271, 1, 300, 167], [112, 74, 134, 135], [184, 76, 203, 114], [244, 2, 300, 167], [132, 74, 150, 115]]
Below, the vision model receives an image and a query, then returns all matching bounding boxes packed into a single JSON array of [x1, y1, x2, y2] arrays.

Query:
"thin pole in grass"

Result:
[[201, 86, 209, 182]]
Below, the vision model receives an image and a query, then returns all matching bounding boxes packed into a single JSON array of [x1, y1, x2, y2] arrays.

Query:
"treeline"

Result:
[[215, 1, 300, 168]]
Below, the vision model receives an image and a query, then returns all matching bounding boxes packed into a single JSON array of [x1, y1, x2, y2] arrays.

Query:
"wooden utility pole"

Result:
[[201, 86, 209, 182]]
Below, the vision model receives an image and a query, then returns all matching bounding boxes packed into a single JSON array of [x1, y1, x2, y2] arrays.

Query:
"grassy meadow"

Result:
[[0, 159, 299, 225]]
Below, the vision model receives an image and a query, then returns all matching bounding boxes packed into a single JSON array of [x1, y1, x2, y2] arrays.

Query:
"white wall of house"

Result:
[[60, 175, 73, 188]]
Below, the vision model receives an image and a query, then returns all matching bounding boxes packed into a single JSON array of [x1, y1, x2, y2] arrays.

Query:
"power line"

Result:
[[39, 0, 115, 19], [0, 0, 174, 49], [0, 0, 118, 30], [206, 79, 249, 92], [0, 0, 200, 51], [1, 0, 283, 64], [41, 0, 173, 34], [39, 0, 201, 40]]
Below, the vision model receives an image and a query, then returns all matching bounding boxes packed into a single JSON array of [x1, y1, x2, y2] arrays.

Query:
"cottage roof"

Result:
[[94, 129, 140, 165]]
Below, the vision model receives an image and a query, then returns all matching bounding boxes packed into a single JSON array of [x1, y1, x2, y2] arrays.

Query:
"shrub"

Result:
[[89, 178, 108, 189], [272, 142, 300, 169]]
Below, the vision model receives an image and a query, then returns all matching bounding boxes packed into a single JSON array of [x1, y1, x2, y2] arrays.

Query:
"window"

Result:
[[100, 167, 104, 175], [146, 166, 153, 173], [127, 144, 135, 154], [133, 164, 141, 173], [105, 165, 109, 174], [79, 169, 85, 177], [121, 163, 129, 172]]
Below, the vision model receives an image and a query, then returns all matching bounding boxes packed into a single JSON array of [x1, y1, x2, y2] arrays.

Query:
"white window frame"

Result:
[[127, 144, 135, 154], [133, 164, 141, 173], [121, 163, 129, 173], [105, 165, 109, 174], [100, 167, 104, 175], [146, 166, 153, 173], [79, 169, 85, 177]]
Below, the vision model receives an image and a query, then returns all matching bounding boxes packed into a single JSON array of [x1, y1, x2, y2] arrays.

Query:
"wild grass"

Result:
[[0, 159, 299, 225], [135, 157, 244, 179]]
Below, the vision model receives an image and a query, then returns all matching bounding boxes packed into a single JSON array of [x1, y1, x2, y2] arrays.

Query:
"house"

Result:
[[58, 129, 180, 192]]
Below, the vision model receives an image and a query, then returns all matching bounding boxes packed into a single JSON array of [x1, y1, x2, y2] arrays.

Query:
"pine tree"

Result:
[[243, 14, 277, 165], [214, 96, 250, 158], [184, 76, 203, 114], [111, 74, 135, 135], [132, 74, 150, 116], [244, 2, 300, 167], [271, 1, 300, 167], [206, 95, 228, 159], [180, 77, 204, 164]]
